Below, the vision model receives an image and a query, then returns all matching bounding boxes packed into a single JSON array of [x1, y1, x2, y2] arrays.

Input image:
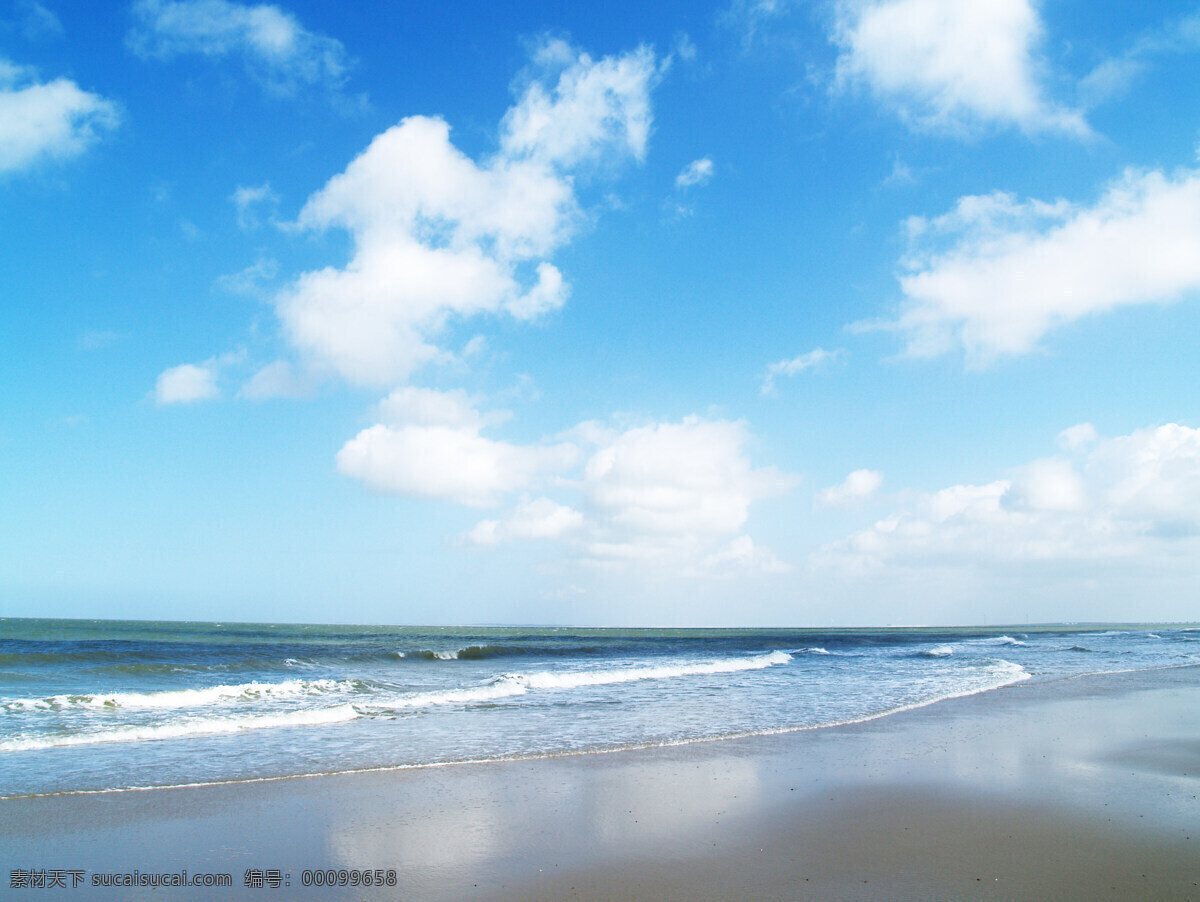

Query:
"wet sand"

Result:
[[3, 666, 1199, 899]]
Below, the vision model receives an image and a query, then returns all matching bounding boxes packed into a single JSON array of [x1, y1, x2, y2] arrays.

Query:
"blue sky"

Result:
[[3, 0, 1200, 626]]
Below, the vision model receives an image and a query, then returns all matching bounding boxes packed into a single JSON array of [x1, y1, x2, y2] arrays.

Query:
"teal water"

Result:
[[1, 618, 1197, 798]]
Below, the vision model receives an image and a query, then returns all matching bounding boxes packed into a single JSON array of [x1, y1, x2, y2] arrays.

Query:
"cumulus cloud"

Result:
[[675, 157, 713, 188], [579, 418, 789, 550], [467, 416, 794, 574], [1057, 422, 1098, 452], [501, 38, 656, 168], [701, 535, 791, 576], [818, 423, 1200, 571], [154, 361, 219, 404], [833, 0, 1087, 136], [880, 168, 1200, 363], [335, 388, 577, 508], [760, 347, 843, 394], [469, 497, 584, 546], [0, 60, 119, 174], [153, 350, 244, 404], [277, 39, 657, 386], [128, 0, 353, 97], [338, 397, 793, 574], [817, 469, 882, 507]]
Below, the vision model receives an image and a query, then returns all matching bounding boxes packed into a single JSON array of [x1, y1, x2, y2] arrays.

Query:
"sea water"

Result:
[[1, 619, 1197, 798]]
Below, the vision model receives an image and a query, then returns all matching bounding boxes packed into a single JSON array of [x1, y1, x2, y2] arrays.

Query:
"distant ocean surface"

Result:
[[2, 619, 1197, 798]]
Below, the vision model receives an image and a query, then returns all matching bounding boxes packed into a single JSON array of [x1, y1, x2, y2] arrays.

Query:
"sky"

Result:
[[2, 0, 1200, 627]]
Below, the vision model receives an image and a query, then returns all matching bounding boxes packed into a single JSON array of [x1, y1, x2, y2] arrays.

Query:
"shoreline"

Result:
[[0, 655, 1039, 802], [3, 665, 1199, 899]]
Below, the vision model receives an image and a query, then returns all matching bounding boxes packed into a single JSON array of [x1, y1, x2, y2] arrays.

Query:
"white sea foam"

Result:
[[0, 705, 361, 752], [972, 635, 1027, 647], [517, 651, 791, 691], [360, 681, 528, 712], [921, 645, 954, 657], [3, 679, 357, 713], [359, 652, 793, 713]]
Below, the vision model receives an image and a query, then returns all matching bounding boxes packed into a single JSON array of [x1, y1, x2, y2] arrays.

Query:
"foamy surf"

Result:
[[2, 620, 1191, 798], [0, 704, 360, 752], [2, 678, 360, 713], [970, 635, 1028, 647], [920, 645, 954, 658], [358, 652, 793, 713]]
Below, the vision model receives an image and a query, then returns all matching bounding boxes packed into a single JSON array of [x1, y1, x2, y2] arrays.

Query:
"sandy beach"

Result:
[[3, 665, 1198, 900]]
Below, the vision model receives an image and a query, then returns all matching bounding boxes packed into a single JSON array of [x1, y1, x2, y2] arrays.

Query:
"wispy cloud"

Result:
[[128, 0, 357, 100], [1079, 8, 1200, 106], [760, 347, 843, 394], [14, 1, 63, 40], [230, 182, 279, 229], [216, 256, 278, 296], [675, 157, 714, 188]]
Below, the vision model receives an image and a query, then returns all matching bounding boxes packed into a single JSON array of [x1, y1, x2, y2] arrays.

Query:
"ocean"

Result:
[[2, 618, 1197, 799]]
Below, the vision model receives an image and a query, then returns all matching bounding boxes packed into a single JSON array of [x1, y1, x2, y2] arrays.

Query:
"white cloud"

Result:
[[153, 351, 242, 404], [1079, 9, 1200, 106], [760, 347, 843, 394], [819, 423, 1200, 572], [336, 424, 577, 508], [675, 157, 713, 188], [14, 1, 63, 40], [672, 32, 698, 64], [817, 469, 882, 508], [239, 360, 307, 399], [499, 38, 656, 168], [336, 388, 577, 508], [580, 418, 784, 543], [231, 182, 278, 229], [128, 0, 352, 97], [375, 385, 504, 430], [1056, 422, 1097, 452], [277, 40, 657, 387], [833, 0, 1087, 136], [463, 416, 795, 575], [339, 401, 793, 575], [701, 535, 791, 575], [884, 168, 1200, 363], [469, 497, 584, 546], [216, 256, 278, 295], [722, 0, 796, 51], [0, 60, 119, 174], [882, 156, 916, 188], [154, 363, 220, 405]]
